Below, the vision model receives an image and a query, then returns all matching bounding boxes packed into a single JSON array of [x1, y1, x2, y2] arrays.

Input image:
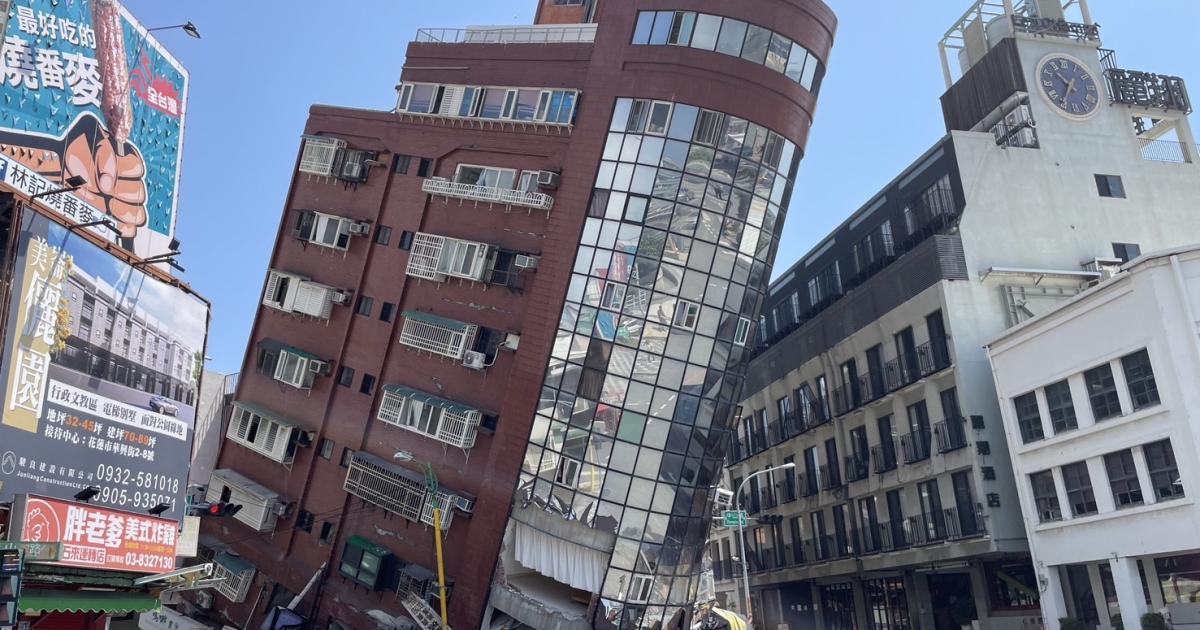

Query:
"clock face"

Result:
[[1038, 55, 1101, 119]]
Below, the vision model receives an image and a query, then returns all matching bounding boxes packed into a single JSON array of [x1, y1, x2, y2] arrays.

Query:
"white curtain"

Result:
[[512, 519, 607, 593]]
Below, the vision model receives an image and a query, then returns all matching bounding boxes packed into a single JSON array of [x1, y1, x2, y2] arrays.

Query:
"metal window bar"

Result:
[[935, 416, 970, 453], [415, 25, 598, 44], [398, 316, 478, 360], [406, 233, 447, 280], [900, 430, 932, 463], [1138, 138, 1195, 163], [820, 463, 844, 490], [844, 454, 870, 482], [871, 441, 898, 474], [422, 177, 555, 211]]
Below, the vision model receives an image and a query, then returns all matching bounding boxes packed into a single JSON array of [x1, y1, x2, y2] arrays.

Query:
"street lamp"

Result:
[[30, 175, 87, 199], [734, 462, 795, 625], [148, 22, 201, 39], [394, 450, 449, 630]]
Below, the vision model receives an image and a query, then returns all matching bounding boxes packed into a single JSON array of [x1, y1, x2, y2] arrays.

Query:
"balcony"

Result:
[[935, 416, 970, 453], [820, 463, 843, 491], [904, 505, 987, 546], [1011, 14, 1099, 41], [871, 441, 898, 474], [415, 24, 598, 44], [1138, 138, 1197, 164], [844, 454, 870, 483], [799, 473, 819, 498], [900, 430, 932, 464], [422, 177, 554, 212]]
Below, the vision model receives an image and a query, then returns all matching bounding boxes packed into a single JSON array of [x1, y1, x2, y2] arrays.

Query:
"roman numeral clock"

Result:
[[1037, 53, 1103, 120]]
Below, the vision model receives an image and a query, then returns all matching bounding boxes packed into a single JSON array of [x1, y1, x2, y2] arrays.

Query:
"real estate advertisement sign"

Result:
[[0, 210, 209, 520], [0, 0, 189, 257], [8, 494, 178, 573]]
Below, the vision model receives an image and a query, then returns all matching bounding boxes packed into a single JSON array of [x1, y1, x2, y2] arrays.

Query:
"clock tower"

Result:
[[938, 0, 1195, 163]]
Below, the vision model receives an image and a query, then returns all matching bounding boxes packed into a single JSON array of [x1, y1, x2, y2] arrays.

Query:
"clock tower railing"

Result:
[[1010, 14, 1100, 43]]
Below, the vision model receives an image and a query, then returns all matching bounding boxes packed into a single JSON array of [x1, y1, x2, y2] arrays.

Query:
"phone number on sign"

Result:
[[95, 464, 181, 494], [121, 551, 175, 571], [96, 486, 177, 512]]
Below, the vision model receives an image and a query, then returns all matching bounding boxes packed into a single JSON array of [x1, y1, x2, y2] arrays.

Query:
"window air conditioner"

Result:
[[462, 351, 487, 370], [536, 170, 560, 189], [503, 333, 521, 351], [454, 496, 476, 514], [713, 488, 734, 509], [514, 254, 540, 270], [307, 360, 329, 375], [330, 290, 351, 305], [273, 502, 293, 518], [348, 221, 372, 236], [295, 431, 315, 448]]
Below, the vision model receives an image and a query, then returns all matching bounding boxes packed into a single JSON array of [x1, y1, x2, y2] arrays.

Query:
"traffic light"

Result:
[[755, 514, 784, 525], [206, 502, 244, 517]]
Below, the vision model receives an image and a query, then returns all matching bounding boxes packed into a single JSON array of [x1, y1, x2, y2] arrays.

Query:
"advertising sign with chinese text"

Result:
[[0, 210, 209, 520], [0, 0, 189, 257], [9, 494, 177, 573]]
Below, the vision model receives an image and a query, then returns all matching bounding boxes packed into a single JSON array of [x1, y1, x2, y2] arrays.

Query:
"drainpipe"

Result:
[[243, 581, 268, 630]]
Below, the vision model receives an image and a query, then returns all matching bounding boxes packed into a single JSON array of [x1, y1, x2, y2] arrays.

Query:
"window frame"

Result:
[[1044, 379, 1078, 434], [1013, 391, 1045, 444], [1030, 470, 1062, 522], [1120, 349, 1160, 411], [1144, 439, 1184, 501], [1103, 449, 1144, 509], [672, 299, 701, 330], [1084, 362, 1122, 421], [1062, 461, 1098, 517]]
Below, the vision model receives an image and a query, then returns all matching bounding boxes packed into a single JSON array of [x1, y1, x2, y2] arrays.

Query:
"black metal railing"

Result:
[[761, 486, 778, 510], [871, 441, 898, 474], [799, 473, 819, 498], [820, 463, 843, 491], [1138, 138, 1196, 164], [714, 559, 734, 581], [935, 416, 969, 453], [900, 430, 932, 464], [1011, 15, 1100, 41], [845, 454, 870, 483], [904, 505, 987, 546]]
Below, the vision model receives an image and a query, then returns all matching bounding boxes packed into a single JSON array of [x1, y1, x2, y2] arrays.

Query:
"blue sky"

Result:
[[121, 0, 1200, 374]]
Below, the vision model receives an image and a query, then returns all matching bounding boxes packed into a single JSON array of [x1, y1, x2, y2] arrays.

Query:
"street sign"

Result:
[[0, 542, 61, 563], [722, 510, 748, 528]]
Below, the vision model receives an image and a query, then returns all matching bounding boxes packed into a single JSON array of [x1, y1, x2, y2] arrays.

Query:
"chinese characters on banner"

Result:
[[12, 495, 177, 573]]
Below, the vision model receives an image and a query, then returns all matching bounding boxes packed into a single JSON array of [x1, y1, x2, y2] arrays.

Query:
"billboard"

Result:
[[0, 209, 209, 520], [0, 0, 189, 257], [8, 494, 178, 573]]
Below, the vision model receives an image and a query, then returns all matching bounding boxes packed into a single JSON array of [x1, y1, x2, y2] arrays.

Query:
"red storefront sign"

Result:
[[8, 495, 176, 573]]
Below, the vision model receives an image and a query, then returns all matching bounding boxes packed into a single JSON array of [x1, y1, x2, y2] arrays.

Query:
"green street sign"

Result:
[[0, 542, 62, 563], [722, 510, 748, 528]]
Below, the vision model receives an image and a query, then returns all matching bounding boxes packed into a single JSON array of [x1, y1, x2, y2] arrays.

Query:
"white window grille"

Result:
[[376, 385, 483, 449], [398, 590, 442, 630], [733, 317, 752, 346], [398, 312, 478, 360], [227, 402, 299, 464], [273, 348, 326, 390], [672, 300, 700, 330], [262, 270, 301, 311], [207, 469, 283, 532], [422, 163, 555, 211], [299, 136, 345, 176], [440, 237, 492, 281], [407, 233, 448, 281], [309, 212, 355, 250], [343, 452, 458, 530], [212, 554, 256, 603], [263, 270, 339, 319]]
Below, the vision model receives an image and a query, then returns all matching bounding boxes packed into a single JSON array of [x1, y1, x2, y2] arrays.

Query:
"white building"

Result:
[[987, 246, 1200, 630], [715, 0, 1200, 628]]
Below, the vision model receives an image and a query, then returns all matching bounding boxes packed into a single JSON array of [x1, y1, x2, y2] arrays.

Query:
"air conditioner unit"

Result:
[[273, 502, 294, 518], [514, 254, 540, 270], [462, 351, 487, 370], [295, 431, 315, 448], [454, 496, 476, 514], [1016, 127, 1036, 147], [330, 290, 351, 305], [536, 170, 560, 189], [348, 221, 372, 236], [503, 333, 521, 351], [196, 590, 214, 609], [307, 360, 329, 375], [339, 159, 364, 181], [713, 488, 734, 509]]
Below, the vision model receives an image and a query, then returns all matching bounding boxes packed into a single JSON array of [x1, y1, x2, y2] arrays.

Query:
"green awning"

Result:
[[18, 589, 159, 614], [214, 551, 254, 574], [257, 337, 322, 361], [345, 535, 390, 559], [383, 384, 478, 416], [402, 310, 472, 333], [233, 401, 298, 428]]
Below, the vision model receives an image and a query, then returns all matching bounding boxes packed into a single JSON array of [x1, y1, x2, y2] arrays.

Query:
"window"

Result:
[[339, 539, 387, 589], [555, 458, 582, 487], [296, 510, 314, 533], [733, 317, 752, 346], [273, 348, 324, 390], [399, 231, 415, 250], [672, 299, 700, 330], [377, 385, 484, 449], [1104, 449, 1143, 508], [1145, 440, 1185, 501], [815, 375, 830, 421], [918, 479, 945, 540], [298, 136, 344, 176], [693, 109, 724, 146], [339, 448, 354, 467], [646, 101, 672, 135], [1030, 470, 1061, 522], [212, 554, 256, 603], [628, 575, 655, 604], [319, 438, 334, 460], [295, 211, 357, 251], [454, 164, 517, 189], [356, 295, 374, 317], [987, 562, 1040, 611], [667, 11, 695, 46], [715, 18, 747, 57], [417, 159, 432, 177], [406, 233, 494, 283], [1044, 380, 1078, 434], [1062, 462, 1098, 516], [394, 155, 412, 174], [600, 283, 626, 311], [1121, 349, 1159, 410], [1014, 392, 1044, 443], [337, 366, 355, 388], [398, 312, 479, 360], [319, 522, 334, 544], [1084, 362, 1121, 421], [1095, 174, 1125, 198], [375, 225, 393, 246], [1112, 242, 1141, 262], [344, 452, 457, 529], [360, 374, 377, 395], [227, 403, 299, 464], [379, 303, 396, 323]]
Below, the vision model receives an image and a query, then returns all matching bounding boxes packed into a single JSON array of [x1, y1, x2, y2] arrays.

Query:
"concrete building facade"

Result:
[[987, 246, 1200, 630], [715, 0, 1200, 628], [196, 1, 835, 629]]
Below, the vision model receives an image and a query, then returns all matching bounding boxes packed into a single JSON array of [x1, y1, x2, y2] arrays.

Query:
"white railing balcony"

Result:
[[416, 24, 597, 45], [422, 177, 554, 212]]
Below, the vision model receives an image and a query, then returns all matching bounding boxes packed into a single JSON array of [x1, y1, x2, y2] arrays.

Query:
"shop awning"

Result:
[[402, 310, 471, 333], [401, 563, 437, 582], [383, 384, 478, 416], [18, 589, 159, 614]]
